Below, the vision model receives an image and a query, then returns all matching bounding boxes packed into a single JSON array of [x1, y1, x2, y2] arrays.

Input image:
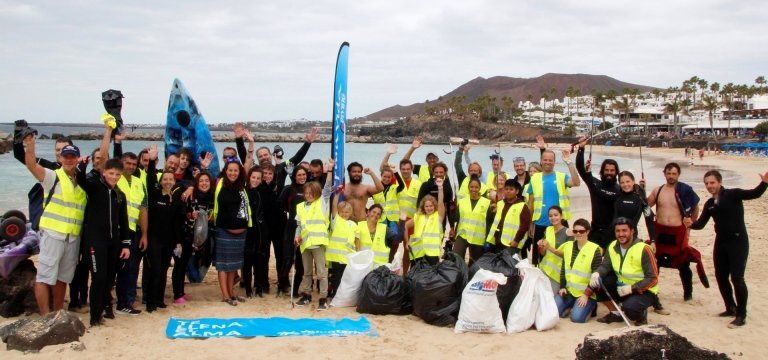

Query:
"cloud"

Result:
[[1, 0, 766, 124]]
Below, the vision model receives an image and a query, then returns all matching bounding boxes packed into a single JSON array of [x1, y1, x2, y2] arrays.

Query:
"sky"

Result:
[[1, 0, 766, 124]]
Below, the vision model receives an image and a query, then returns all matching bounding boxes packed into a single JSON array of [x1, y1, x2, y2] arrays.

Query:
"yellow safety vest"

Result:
[[417, 164, 431, 183], [295, 199, 330, 253], [457, 177, 489, 201], [39, 169, 87, 236], [372, 182, 400, 222], [359, 221, 389, 266], [486, 171, 497, 191], [562, 240, 602, 298], [607, 240, 659, 295], [456, 197, 490, 245], [410, 212, 442, 260], [326, 217, 357, 264], [212, 181, 253, 228], [116, 175, 145, 232], [486, 201, 525, 248], [529, 171, 571, 221], [539, 226, 564, 283], [398, 177, 422, 219]]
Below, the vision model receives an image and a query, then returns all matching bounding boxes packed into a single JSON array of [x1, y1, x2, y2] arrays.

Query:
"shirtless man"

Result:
[[343, 162, 384, 221], [647, 162, 700, 306]]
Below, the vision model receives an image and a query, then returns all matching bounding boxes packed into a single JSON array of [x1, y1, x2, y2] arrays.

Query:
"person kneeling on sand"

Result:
[[591, 218, 659, 326]]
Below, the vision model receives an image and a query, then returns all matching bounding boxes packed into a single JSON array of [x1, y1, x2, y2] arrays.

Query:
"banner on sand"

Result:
[[166, 316, 376, 339]]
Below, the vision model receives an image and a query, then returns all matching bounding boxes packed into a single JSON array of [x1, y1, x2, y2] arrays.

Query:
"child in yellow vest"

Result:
[[294, 159, 334, 310], [327, 201, 360, 299], [403, 178, 446, 265]]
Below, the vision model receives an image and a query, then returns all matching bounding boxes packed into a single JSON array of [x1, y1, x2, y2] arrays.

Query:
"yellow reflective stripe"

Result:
[[40, 212, 84, 226], [46, 197, 85, 211], [305, 219, 327, 225], [566, 268, 592, 279], [539, 254, 562, 281]]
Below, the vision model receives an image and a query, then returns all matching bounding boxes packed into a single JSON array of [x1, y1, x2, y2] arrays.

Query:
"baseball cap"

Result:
[[60, 145, 80, 157], [426, 152, 438, 159]]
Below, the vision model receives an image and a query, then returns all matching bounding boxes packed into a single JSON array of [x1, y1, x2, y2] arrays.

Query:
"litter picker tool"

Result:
[[599, 277, 633, 327], [570, 124, 624, 151]]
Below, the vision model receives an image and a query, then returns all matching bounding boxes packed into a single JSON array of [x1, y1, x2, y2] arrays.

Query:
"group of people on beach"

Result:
[[15, 121, 768, 329]]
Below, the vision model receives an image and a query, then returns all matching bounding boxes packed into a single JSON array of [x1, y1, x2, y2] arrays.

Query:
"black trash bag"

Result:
[[408, 252, 469, 326], [469, 248, 522, 321], [356, 266, 412, 315]]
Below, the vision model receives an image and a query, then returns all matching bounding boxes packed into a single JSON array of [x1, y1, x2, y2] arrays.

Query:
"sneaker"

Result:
[[103, 307, 115, 319], [182, 294, 191, 301], [157, 303, 168, 309], [728, 316, 746, 328], [296, 294, 311, 306], [317, 298, 328, 311], [597, 313, 623, 324], [146, 305, 157, 313], [634, 317, 648, 326], [683, 293, 693, 302], [90, 317, 104, 327], [117, 306, 142, 316], [173, 297, 187, 306], [68, 303, 82, 312]]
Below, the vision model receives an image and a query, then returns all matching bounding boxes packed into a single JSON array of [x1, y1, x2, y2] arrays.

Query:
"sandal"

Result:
[[226, 298, 238, 306], [232, 296, 246, 303]]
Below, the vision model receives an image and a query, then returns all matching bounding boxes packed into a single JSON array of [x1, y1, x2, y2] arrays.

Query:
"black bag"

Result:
[[469, 248, 522, 321], [29, 177, 59, 231], [356, 266, 412, 315], [408, 252, 468, 326]]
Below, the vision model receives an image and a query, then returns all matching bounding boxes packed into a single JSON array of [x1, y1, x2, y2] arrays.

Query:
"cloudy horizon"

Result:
[[1, 0, 766, 124]]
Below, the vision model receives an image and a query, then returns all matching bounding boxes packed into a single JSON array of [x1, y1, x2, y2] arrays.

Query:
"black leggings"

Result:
[[88, 242, 119, 322], [328, 262, 346, 299], [452, 236, 486, 266], [714, 237, 749, 317], [146, 241, 171, 307], [242, 226, 268, 294], [172, 242, 192, 300]]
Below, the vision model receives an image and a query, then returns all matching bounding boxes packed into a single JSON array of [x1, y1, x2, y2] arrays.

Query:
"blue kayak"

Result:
[[165, 78, 220, 178]]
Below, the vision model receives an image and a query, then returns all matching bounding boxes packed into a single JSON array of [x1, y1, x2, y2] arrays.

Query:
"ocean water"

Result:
[[0, 136, 672, 215]]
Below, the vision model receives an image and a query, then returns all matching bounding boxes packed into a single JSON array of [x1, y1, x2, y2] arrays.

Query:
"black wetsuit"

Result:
[[614, 186, 656, 240], [243, 185, 266, 296], [575, 148, 619, 248], [76, 166, 130, 323], [278, 182, 306, 296], [691, 182, 767, 318]]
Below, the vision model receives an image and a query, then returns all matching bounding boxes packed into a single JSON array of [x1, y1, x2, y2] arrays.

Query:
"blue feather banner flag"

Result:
[[331, 42, 350, 194]]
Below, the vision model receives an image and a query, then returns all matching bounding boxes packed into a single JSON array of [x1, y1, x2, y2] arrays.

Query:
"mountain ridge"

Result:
[[365, 73, 657, 120]]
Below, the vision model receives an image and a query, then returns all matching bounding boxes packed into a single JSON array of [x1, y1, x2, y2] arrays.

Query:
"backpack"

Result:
[[29, 177, 59, 231]]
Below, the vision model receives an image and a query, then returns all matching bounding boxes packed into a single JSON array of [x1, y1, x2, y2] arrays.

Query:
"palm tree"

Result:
[[542, 92, 550, 126], [501, 96, 514, 121], [756, 76, 766, 94], [701, 94, 719, 139], [664, 95, 683, 136], [721, 83, 735, 136], [698, 78, 709, 101], [566, 86, 574, 117], [613, 96, 633, 131]]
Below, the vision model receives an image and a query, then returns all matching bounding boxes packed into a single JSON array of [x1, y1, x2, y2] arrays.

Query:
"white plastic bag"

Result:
[[534, 274, 559, 331], [454, 269, 508, 334], [505, 260, 541, 333], [386, 249, 403, 276], [330, 250, 375, 307]]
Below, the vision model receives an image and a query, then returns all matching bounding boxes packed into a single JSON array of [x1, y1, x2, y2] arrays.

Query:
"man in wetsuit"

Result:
[[690, 169, 768, 328], [575, 136, 620, 249]]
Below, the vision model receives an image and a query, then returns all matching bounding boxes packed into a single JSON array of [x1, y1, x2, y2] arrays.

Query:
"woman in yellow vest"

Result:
[[326, 201, 359, 299], [374, 151, 405, 262], [213, 160, 252, 307], [295, 161, 334, 310], [359, 204, 389, 266], [452, 177, 492, 265], [555, 219, 603, 323], [403, 178, 446, 265], [537, 206, 573, 294]]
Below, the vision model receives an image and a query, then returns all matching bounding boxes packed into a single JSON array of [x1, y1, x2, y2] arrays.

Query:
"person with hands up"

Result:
[[688, 170, 768, 328], [75, 124, 131, 326]]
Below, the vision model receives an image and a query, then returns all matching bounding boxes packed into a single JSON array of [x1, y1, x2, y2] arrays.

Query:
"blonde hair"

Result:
[[418, 195, 437, 214], [337, 201, 352, 214], [302, 181, 322, 199]]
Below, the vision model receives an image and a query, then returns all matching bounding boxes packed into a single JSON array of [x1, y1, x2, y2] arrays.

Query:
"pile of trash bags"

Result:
[[409, 252, 468, 326]]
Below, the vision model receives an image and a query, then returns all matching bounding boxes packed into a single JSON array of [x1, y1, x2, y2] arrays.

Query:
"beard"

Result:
[[601, 173, 616, 184], [350, 175, 363, 184]]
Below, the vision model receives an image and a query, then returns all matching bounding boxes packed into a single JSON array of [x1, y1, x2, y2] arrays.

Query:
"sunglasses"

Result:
[[573, 229, 588, 234]]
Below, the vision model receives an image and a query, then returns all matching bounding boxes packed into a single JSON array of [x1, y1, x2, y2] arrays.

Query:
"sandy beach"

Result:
[[3, 145, 767, 359]]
